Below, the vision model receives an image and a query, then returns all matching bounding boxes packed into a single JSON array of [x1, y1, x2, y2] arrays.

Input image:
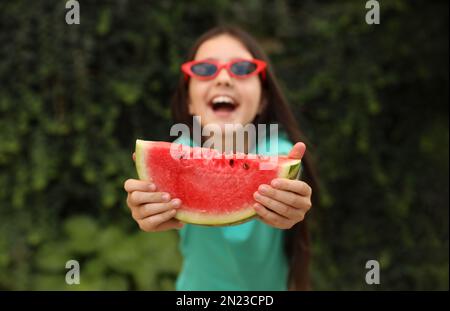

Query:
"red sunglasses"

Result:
[[181, 58, 267, 81]]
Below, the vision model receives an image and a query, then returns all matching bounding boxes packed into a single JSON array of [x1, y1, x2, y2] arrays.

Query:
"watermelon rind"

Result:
[[135, 140, 159, 181]]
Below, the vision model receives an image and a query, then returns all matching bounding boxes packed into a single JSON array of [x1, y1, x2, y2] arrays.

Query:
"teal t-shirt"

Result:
[[174, 132, 294, 291]]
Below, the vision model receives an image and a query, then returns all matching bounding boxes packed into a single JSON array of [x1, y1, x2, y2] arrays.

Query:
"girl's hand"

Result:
[[253, 143, 312, 229], [124, 153, 184, 232], [124, 179, 185, 231]]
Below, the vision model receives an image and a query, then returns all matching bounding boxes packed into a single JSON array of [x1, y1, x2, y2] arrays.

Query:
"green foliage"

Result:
[[0, 0, 448, 290]]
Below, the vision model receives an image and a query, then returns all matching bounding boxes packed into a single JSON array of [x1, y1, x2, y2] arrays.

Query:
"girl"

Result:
[[124, 26, 319, 291]]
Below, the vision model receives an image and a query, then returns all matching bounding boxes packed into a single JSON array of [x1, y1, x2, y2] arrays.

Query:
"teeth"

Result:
[[212, 95, 235, 105]]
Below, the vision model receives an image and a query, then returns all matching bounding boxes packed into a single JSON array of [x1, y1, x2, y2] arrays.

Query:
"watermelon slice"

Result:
[[135, 140, 302, 226]]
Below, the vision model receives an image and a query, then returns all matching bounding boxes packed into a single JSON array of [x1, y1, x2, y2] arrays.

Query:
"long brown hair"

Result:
[[170, 25, 320, 291]]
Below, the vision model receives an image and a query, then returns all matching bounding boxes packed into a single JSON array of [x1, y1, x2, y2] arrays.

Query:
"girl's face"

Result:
[[188, 34, 263, 130]]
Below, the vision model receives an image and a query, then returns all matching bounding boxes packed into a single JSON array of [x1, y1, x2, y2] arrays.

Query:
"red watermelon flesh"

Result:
[[135, 140, 302, 226]]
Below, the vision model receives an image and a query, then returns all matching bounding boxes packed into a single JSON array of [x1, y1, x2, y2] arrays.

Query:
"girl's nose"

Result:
[[214, 67, 233, 87]]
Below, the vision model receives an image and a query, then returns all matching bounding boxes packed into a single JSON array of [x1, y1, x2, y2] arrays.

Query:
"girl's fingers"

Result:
[[253, 203, 294, 229], [128, 191, 171, 206], [253, 191, 296, 219], [271, 179, 312, 197], [256, 213, 276, 227], [135, 199, 181, 219], [253, 204, 279, 228], [132, 152, 136, 162], [124, 179, 154, 192], [138, 209, 178, 231], [257, 184, 300, 208], [288, 142, 306, 160], [155, 219, 185, 231]]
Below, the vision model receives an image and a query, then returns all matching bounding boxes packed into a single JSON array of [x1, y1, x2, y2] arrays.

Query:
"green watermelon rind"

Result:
[[135, 140, 302, 226], [175, 205, 258, 226], [135, 139, 151, 181]]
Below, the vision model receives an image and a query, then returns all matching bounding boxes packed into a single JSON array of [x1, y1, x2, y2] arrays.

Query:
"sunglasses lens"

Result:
[[191, 62, 217, 77], [231, 61, 257, 76]]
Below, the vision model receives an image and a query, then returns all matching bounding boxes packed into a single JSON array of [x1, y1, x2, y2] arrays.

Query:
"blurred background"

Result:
[[0, 0, 448, 290]]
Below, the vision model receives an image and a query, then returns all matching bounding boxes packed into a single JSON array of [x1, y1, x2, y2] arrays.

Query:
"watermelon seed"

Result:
[[243, 163, 249, 170], [229, 159, 234, 167]]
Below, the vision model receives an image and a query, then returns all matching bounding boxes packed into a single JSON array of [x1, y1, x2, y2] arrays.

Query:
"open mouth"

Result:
[[209, 95, 239, 114]]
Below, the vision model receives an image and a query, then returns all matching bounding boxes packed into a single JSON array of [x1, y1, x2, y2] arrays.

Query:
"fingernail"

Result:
[[171, 199, 181, 207], [259, 184, 270, 194], [254, 192, 262, 200], [148, 183, 156, 191], [271, 179, 280, 188], [162, 193, 170, 201]]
